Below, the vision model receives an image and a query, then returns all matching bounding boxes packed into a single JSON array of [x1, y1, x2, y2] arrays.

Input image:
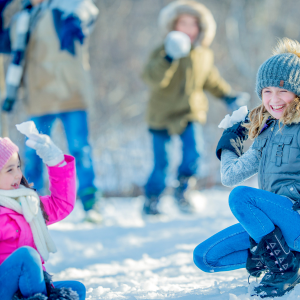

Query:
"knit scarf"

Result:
[[4, 4, 45, 111], [0, 186, 57, 261]]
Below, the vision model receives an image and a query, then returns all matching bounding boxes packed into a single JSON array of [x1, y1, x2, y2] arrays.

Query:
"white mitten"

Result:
[[26, 134, 64, 167], [164, 31, 191, 60]]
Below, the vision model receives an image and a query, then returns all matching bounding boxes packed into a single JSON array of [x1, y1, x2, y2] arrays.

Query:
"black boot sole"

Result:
[[254, 271, 300, 298]]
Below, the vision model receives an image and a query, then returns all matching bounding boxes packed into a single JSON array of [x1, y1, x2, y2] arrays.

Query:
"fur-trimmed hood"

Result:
[[158, 0, 216, 46]]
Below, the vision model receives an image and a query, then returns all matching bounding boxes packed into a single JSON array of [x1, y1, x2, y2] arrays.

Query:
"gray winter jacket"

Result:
[[221, 119, 300, 205]]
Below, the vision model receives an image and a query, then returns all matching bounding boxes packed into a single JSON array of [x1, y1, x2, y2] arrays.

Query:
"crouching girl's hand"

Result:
[[26, 134, 65, 166], [216, 110, 250, 160]]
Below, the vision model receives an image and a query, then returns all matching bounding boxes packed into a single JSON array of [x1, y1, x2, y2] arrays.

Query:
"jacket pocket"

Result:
[[270, 134, 293, 166], [284, 183, 300, 202], [252, 138, 267, 159]]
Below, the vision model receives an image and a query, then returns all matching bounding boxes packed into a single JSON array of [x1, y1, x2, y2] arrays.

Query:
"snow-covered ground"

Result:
[[46, 185, 300, 300]]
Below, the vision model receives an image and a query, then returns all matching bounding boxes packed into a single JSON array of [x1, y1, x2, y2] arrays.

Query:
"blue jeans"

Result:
[[0, 247, 86, 300], [0, 247, 46, 300], [193, 186, 300, 273], [25, 110, 97, 211], [145, 122, 202, 198]]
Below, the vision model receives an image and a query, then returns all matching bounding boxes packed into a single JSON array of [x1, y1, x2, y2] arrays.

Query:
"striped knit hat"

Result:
[[0, 138, 19, 170], [256, 38, 300, 100]]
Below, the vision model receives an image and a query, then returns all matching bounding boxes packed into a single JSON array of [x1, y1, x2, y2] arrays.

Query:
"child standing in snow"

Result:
[[142, 0, 248, 215], [0, 125, 85, 299], [194, 38, 300, 298], [0, 0, 101, 223]]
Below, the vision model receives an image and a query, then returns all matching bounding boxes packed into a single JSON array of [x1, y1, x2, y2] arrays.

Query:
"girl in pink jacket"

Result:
[[0, 132, 85, 300]]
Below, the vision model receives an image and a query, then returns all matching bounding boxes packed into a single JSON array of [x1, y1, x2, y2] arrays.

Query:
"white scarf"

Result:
[[0, 186, 57, 261]]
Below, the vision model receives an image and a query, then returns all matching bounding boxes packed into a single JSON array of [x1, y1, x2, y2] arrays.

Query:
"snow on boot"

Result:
[[143, 196, 160, 215], [251, 226, 300, 298], [48, 288, 79, 300], [174, 176, 195, 213], [246, 237, 266, 278], [13, 292, 47, 300], [46, 272, 79, 300]]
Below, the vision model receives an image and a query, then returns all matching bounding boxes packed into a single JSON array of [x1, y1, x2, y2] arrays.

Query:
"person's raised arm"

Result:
[[216, 110, 259, 186], [25, 133, 76, 225], [142, 31, 191, 89]]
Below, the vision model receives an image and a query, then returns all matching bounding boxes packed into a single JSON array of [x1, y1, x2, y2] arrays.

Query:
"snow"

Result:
[[46, 183, 300, 299], [218, 106, 248, 129], [16, 121, 39, 137]]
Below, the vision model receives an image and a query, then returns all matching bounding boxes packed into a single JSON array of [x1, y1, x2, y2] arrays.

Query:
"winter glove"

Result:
[[222, 92, 251, 112], [164, 31, 191, 61], [2, 98, 14, 112], [216, 110, 250, 160], [52, 9, 85, 56], [26, 133, 64, 167]]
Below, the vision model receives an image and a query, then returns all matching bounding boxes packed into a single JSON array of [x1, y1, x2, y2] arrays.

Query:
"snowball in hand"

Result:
[[164, 31, 191, 60], [16, 121, 39, 138], [218, 106, 248, 129]]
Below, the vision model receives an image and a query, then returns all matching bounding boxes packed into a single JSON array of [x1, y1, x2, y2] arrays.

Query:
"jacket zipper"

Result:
[[261, 120, 277, 190]]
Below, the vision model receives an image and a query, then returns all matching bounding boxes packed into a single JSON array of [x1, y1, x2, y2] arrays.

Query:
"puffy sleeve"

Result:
[[221, 145, 259, 187], [40, 155, 76, 225], [141, 46, 180, 89], [203, 65, 232, 99]]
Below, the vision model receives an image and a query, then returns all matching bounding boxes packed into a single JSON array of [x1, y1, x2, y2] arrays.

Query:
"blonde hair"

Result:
[[245, 37, 300, 139], [244, 97, 300, 139]]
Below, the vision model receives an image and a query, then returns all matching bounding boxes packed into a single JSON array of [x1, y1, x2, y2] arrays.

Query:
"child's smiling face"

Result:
[[0, 152, 22, 190], [262, 86, 296, 119], [174, 14, 199, 44]]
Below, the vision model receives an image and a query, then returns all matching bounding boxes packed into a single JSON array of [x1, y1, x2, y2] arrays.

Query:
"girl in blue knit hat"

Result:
[[193, 37, 300, 298]]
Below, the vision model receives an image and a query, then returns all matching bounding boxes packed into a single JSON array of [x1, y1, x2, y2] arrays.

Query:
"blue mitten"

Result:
[[164, 31, 191, 61], [223, 92, 251, 111], [216, 116, 249, 161], [2, 97, 14, 112], [52, 9, 85, 56]]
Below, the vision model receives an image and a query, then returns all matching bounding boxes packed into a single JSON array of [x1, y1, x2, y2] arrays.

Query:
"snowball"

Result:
[[16, 121, 39, 137], [218, 106, 248, 129]]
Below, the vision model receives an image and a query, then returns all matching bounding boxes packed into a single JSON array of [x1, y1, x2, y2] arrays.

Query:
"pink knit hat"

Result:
[[0, 138, 19, 170]]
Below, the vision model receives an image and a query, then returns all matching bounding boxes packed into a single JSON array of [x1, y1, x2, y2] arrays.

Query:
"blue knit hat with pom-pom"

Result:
[[256, 38, 300, 99]]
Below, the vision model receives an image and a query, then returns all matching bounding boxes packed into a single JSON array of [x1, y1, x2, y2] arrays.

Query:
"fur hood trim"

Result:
[[158, 0, 216, 46]]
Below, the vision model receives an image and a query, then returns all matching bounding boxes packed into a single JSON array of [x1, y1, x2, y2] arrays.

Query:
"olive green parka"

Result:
[[142, 0, 232, 135]]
